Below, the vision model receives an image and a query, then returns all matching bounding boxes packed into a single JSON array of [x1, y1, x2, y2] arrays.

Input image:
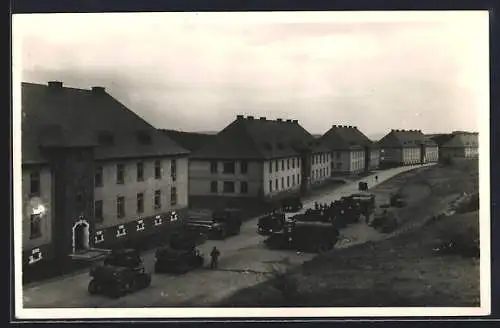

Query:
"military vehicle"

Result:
[[280, 196, 304, 213], [257, 211, 287, 236], [370, 207, 398, 232], [358, 181, 369, 191], [88, 249, 151, 298], [154, 231, 205, 274], [186, 208, 242, 239], [264, 219, 339, 254]]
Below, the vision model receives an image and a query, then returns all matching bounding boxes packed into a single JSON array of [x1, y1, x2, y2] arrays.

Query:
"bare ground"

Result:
[[217, 160, 480, 307]]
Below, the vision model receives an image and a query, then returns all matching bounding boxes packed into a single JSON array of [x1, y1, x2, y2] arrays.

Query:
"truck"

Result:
[[87, 248, 151, 298], [280, 196, 304, 213], [185, 208, 243, 239], [263, 219, 339, 254]]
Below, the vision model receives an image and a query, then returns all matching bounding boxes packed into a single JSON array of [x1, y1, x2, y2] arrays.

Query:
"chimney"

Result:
[[286, 119, 292, 123], [343, 125, 348, 128], [259, 117, 266, 121], [292, 120, 298, 123], [332, 125, 336, 128], [391, 129, 395, 132], [236, 115, 244, 120], [348, 126, 353, 128], [48, 81, 63, 88], [91, 86, 106, 93], [277, 118, 283, 122], [247, 116, 254, 120]]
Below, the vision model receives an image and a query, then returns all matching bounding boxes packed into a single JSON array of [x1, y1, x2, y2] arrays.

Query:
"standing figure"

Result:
[[210, 246, 220, 269], [375, 175, 379, 182]]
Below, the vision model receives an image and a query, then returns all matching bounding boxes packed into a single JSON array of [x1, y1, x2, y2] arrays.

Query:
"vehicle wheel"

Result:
[[110, 286, 124, 299], [88, 279, 100, 295]]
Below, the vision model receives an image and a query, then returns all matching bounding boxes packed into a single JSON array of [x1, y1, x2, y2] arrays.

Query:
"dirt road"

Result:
[[22, 164, 434, 308]]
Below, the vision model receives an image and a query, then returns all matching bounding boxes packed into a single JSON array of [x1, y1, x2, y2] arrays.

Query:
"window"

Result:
[[210, 181, 218, 193], [94, 231, 104, 244], [117, 196, 125, 218], [29, 214, 42, 239], [116, 225, 127, 238], [292, 175, 295, 185], [269, 180, 273, 192], [281, 160, 285, 171], [281, 177, 284, 189], [210, 161, 218, 174], [136, 219, 145, 232], [298, 159, 301, 168], [154, 215, 163, 226], [30, 171, 40, 196], [269, 161, 272, 174], [171, 159, 177, 181], [240, 161, 248, 174], [240, 181, 248, 194], [287, 176, 290, 188], [275, 179, 279, 190], [292, 158, 295, 169], [275, 161, 279, 172], [154, 160, 162, 179], [223, 181, 235, 193], [136, 162, 144, 181], [116, 164, 125, 184], [223, 162, 235, 174], [154, 190, 162, 209], [171, 187, 177, 205], [94, 200, 103, 222], [94, 166, 103, 187], [336, 152, 341, 159], [137, 193, 144, 214], [312, 156, 315, 165], [28, 248, 42, 264], [287, 159, 290, 170], [297, 173, 300, 183]]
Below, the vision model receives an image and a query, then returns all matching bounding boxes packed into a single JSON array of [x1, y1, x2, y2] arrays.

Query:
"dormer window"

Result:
[[97, 130, 114, 146]]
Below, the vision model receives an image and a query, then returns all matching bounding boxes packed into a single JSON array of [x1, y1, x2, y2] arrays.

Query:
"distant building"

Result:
[[432, 131, 479, 160], [160, 129, 216, 152], [188, 115, 331, 207], [378, 129, 438, 167], [21, 81, 189, 276], [319, 125, 380, 175]]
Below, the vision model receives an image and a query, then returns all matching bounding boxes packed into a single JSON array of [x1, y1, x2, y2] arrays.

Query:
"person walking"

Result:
[[375, 175, 379, 182], [210, 246, 220, 269]]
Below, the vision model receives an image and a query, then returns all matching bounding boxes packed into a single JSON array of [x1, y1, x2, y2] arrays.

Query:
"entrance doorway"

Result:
[[72, 220, 90, 253]]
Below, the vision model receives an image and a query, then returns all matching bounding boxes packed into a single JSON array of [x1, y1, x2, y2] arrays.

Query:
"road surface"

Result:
[[22, 164, 435, 308]]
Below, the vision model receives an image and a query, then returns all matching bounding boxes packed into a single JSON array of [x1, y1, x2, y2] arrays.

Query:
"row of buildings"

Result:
[[20, 81, 479, 277]]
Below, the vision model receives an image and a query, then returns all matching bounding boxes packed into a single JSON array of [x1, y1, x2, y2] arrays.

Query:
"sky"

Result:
[[13, 11, 489, 138]]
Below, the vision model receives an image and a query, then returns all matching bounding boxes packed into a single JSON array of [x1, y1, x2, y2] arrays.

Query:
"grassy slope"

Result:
[[218, 160, 480, 307]]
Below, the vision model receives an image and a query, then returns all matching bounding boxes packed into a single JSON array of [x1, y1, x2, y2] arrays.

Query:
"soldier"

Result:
[[314, 201, 320, 210], [375, 175, 379, 182], [210, 246, 220, 269]]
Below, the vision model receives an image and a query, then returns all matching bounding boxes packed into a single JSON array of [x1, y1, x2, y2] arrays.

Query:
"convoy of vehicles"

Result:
[[85, 174, 404, 294]]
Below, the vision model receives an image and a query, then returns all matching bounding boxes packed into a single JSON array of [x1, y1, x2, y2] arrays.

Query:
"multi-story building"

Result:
[[430, 131, 479, 160], [319, 125, 380, 175], [378, 129, 439, 167], [188, 115, 331, 207], [21, 81, 189, 278]]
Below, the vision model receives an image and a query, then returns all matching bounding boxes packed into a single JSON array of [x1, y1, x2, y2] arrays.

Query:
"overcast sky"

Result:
[[13, 11, 488, 138]]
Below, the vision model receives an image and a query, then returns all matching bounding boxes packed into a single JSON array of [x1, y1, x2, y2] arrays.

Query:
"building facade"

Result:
[[378, 129, 439, 167], [21, 81, 190, 276], [438, 132, 479, 160], [188, 115, 331, 206], [319, 125, 380, 175]]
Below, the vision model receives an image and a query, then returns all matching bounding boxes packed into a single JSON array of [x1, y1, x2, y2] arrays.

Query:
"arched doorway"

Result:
[[72, 220, 90, 253]]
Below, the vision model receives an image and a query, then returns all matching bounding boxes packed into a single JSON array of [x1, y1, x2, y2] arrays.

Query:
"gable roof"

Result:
[[22, 82, 189, 164], [190, 115, 329, 160], [441, 132, 479, 148], [378, 129, 436, 148], [319, 125, 376, 150], [160, 129, 216, 152]]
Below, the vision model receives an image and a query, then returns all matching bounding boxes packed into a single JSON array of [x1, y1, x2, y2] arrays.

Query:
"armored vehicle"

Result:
[[88, 249, 151, 298], [358, 181, 369, 191], [349, 192, 376, 218], [186, 208, 242, 239], [264, 220, 339, 254], [154, 246, 204, 274], [280, 196, 304, 213], [257, 211, 287, 236]]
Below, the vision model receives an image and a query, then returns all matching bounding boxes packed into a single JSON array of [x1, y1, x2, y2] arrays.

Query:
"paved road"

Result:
[[22, 164, 435, 308]]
